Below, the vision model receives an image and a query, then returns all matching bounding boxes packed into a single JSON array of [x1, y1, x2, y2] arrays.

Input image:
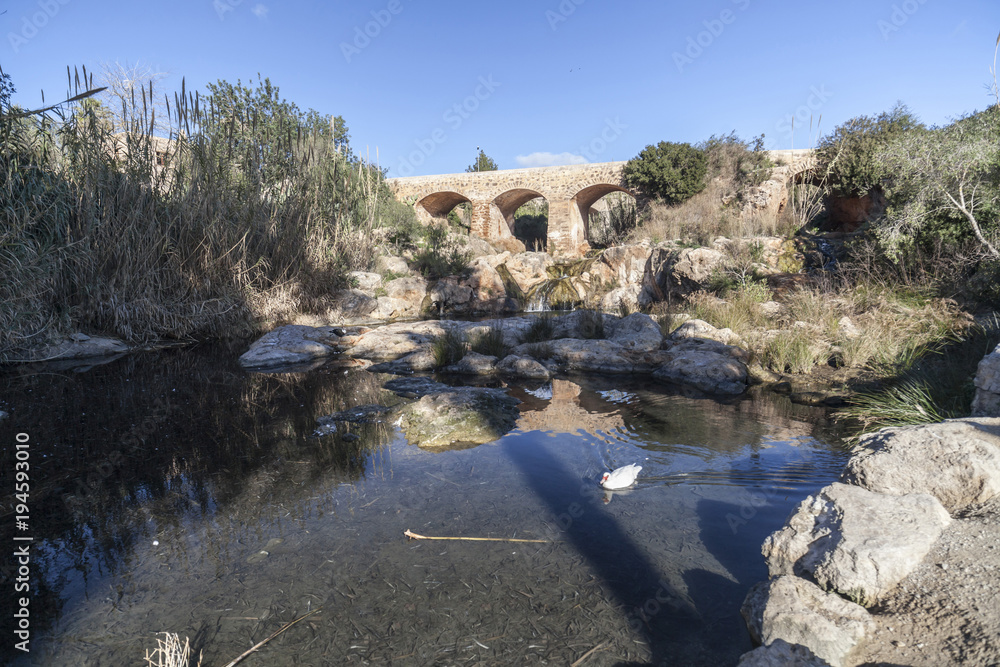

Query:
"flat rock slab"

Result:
[[737, 639, 831, 667], [842, 418, 1000, 514], [763, 482, 951, 606], [342, 321, 448, 361], [742, 575, 873, 667], [397, 387, 520, 448], [546, 338, 637, 374], [238, 325, 343, 369], [33, 336, 129, 361], [383, 377, 451, 399]]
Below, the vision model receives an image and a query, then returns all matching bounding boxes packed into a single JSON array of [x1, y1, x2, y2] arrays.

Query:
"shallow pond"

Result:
[[0, 345, 848, 666]]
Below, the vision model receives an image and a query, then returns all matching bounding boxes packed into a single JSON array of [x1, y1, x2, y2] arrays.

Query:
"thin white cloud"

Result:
[[252, 4, 269, 19], [515, 151, 588, 168]]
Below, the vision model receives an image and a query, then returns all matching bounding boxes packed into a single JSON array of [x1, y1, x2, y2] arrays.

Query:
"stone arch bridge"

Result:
[[387, 150, 814, 259], [388, 162, 637, 258]]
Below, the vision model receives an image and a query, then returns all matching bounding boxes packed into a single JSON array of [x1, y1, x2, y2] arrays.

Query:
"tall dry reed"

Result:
[[1, 68, 402, 361]]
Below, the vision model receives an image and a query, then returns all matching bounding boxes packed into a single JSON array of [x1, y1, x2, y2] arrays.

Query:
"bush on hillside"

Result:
[[699, 132, 773, 203], [814, 102, 922, 197], [875, 105, 1000, 260], [623, 141, 707, 205]]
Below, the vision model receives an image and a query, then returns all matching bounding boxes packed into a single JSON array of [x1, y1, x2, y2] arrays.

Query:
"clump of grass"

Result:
[[577, 309, 606, 339], [431, 328, 468, 368], [686, 286, 771, 333], [523, 342, 554, 360], [760, 329, 826, 374], [521, 316, 556, 343], [469, 322, 510, 358], [836, 379, 950, 444]]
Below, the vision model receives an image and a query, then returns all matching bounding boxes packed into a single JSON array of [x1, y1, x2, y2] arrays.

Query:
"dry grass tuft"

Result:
[[144, 633, 200, 667]]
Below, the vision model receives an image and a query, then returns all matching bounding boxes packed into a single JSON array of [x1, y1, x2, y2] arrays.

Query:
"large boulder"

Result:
[[608, 312, 663, 352], [762, 483, 951, 606], [329, 289, 378, 320], [741, 575, 873, 667], [640, 245, 726, 304], [600, 285, 641, 314], [736, 640, 831, 667], [463, 257, 508, 307], [842, 418, 1000, 514], [348, 271, 382, 294], [669, 318, 745, 347], [374, 277, 428, 319], [497, 354, 552, 381], [653, 339, 749, 395], [443, 352, 497, 376], [426, 277, 474, 314], [550, 310, 616, 340], [502, 252, 554, 293], [239, 325, 341, 369], [972, 343, 1000, 417], [397, 387, 520, 448], [375, 255, 410, 276], [600, 243, 650, 286]]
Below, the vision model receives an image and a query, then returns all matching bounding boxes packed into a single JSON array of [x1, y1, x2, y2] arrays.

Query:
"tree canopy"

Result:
[[466, 149, 497, 173], [622, 141, 707, 205]]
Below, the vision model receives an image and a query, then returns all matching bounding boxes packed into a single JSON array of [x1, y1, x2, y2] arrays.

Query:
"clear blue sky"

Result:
[[3, 0, 998, 176]]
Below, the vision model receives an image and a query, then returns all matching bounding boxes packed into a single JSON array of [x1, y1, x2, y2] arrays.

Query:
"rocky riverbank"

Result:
[[737, 417, 1000, 666]]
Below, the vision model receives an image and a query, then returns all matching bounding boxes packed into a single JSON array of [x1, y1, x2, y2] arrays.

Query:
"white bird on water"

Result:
[[600, 463, 642, 490]]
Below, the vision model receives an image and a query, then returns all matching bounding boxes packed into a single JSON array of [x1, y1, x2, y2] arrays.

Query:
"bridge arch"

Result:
[[415, 191, 471, 223], [572, 184, 638, 245]]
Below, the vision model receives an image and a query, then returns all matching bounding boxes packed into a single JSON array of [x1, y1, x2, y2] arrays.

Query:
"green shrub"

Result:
[[623, 141, 707, 205], [815, 102, 922, 197], [413, 224, 472, 278]]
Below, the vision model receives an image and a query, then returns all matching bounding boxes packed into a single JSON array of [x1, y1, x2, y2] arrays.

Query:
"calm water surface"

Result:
[[0, 345, 849, 666]]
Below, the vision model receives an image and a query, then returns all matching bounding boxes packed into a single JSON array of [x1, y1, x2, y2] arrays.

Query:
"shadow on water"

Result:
[[509, 443, 705, 666], [0, 345, 392, 664]]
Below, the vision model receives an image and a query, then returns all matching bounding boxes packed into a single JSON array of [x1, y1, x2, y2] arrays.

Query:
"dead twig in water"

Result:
[[571, 642, 608, 667], [220, 607, 323, 667], [403, 529, 551, 544]]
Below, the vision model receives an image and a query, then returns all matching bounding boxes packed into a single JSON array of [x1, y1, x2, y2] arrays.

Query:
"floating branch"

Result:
[[404, 529, 551, 543]]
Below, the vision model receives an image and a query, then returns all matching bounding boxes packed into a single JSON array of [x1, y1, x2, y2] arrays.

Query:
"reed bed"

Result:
[[0, 68, 405, 362]]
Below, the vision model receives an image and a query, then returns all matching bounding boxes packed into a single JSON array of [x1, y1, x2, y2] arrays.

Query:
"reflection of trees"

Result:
[[515, 380, 625, 437], [0, 347, 391, 657]]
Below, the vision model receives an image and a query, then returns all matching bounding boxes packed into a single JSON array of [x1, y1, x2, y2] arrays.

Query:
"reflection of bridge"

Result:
[[387, 150, 815, 259], [516, 380, 625, 436], [387, 162, 638, 258]]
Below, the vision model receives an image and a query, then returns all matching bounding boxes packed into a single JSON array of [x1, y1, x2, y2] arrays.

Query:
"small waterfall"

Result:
[[524, 277, 580, 312], [499, 256, 601, 312]]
